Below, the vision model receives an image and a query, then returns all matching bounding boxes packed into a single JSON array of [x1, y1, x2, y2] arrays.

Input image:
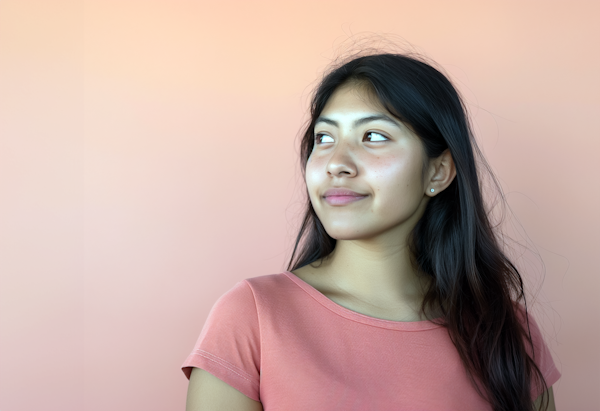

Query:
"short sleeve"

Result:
[[181, 280, 261, 401], [514, 303, 561, 400]]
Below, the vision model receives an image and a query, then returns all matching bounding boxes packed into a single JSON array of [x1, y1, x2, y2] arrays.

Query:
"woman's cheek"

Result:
[[305, 162, 324, 203], [373, 162, 422, 214]]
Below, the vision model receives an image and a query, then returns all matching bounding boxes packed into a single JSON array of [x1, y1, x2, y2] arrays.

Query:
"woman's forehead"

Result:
[[321, 83, 389, 116]]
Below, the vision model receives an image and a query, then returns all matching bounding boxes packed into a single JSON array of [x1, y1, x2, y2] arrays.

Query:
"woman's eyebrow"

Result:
[[315, 114, 402, 129]]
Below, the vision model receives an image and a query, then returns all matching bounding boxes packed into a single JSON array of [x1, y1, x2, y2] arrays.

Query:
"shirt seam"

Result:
[[242, 279, 263, 377], [191, 349, 255, 382], [281, 272, 443, 332]]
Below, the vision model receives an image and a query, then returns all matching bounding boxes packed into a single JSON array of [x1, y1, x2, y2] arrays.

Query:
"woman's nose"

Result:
[[326, 141, 358, 177]]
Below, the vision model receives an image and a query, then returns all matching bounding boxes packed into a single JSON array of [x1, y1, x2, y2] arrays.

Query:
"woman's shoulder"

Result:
[[219, 272, 300, 306], [217, 272, 290, 296], [244, 271, 294, 288], [511, 301, 542, 330], [510, 300, 562, 398], [510, 301, 546, 344]]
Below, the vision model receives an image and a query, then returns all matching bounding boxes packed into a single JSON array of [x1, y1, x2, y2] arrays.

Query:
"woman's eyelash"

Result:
[[365, 131, 389, 141], [314, 133, 330, 143], [314, 132, 389, 143]]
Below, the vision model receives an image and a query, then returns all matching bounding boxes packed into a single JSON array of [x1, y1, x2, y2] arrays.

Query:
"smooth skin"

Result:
[[186, 368, 263, 411], [185, 82, 556, 410], [534, 386, 557, 411]]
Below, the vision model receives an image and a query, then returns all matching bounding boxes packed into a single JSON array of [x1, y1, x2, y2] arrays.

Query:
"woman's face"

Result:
[[306, 83, 431, 241]]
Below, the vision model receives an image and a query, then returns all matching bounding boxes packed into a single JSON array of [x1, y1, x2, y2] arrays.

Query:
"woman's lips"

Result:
[[324, 195, 368, 206]]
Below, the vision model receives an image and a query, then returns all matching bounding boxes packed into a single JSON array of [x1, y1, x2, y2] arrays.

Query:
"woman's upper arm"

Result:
[[186, 367, 264, 411], [186, 366, 553, 411], [534, 385, 556, 411]]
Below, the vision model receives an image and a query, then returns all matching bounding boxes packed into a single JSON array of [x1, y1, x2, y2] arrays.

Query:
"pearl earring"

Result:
[[430, 188, 435, 193]]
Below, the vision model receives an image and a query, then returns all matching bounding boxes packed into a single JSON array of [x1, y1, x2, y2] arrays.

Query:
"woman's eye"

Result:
[[314, 132, 388, 144], [315, 133, 334, 144], [365, 131, 388, 142]]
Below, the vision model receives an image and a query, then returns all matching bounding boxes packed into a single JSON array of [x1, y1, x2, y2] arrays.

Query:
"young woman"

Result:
[[182, 53, 560, 411]]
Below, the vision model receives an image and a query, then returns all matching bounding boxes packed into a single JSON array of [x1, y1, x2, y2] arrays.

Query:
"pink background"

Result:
[[1, 1, 598, 410]]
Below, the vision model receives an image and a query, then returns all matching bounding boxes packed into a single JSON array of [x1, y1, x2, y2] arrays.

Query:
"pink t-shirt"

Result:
[[182, 271, 560, 410]]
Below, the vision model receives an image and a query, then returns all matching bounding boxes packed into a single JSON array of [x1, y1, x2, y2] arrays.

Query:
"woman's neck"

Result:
[[293, 240, 440, 321]]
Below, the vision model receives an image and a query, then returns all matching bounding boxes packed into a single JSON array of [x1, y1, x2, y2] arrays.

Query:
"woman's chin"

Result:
[[323, 227, 377, 241]]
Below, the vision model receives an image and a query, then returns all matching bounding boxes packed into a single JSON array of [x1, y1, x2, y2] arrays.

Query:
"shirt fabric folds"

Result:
[[182, 271, 561, 410]]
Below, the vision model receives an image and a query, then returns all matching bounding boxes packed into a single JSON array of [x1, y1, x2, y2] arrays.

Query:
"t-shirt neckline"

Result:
[[282, 271, 445, 331]]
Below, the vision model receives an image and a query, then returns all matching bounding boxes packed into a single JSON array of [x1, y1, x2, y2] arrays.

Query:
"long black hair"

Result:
[[286, 53, 550, 411]]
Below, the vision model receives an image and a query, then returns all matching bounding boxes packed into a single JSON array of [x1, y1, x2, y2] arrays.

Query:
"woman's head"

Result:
[[294, 53, 491, 273], [303, 55, 460, 246], [288, 52, 550, 411]]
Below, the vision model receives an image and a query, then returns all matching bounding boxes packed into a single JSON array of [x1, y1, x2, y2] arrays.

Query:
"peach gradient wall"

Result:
[[1, 1, 598, 410]]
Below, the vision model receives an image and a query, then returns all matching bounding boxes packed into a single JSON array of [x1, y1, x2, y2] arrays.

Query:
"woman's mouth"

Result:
[[324, 195, 368, 206]]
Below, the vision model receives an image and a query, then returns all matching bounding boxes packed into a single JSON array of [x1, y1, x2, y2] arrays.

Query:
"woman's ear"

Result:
[[426, 149, 456, 196]]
